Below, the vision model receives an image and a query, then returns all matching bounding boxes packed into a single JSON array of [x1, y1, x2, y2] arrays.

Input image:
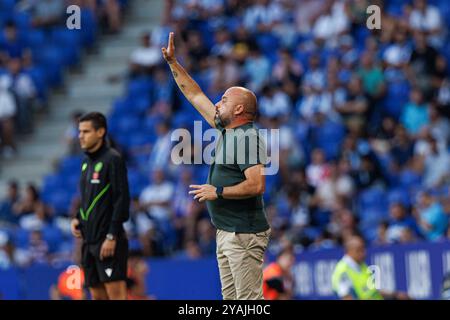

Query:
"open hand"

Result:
[[189, 184, 218, 202], [161, 32, 176, 64]]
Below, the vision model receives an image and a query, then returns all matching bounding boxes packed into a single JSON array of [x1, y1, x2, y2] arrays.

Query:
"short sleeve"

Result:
[[237, 129, 267, 172]]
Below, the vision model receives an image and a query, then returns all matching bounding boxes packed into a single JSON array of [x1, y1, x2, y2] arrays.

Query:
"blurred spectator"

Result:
[[127, 250, 154, 300], [312, 0, 350, 46], [64, 110, 84, 155], [385, 203, 419, 243], [351, 155, 385, 190], [314, 161, 354, 211], [139, 169, 174, 224], [415, 190, 448, 241], [422, 136, 450, 188], [357, 50, 386, 128], [97, 0, 123, 34], [197, 218, 215, 256], [148, 120, 173, 170], [0, 76, 17, 158], [12, 184, 49, 226], [210, 27, 233, 56], [124, 198, 157, 257], [400, 88, 429, 136], [294, 0, 326, 36], [407, 0, 445, 48], [151, 66, 174, 112], [185, 31, 209, 73], [1, 58, 37, 135], [303, 55, 326, 93], [408, 31, 439, 95], [337, 76, 369, 133], [28, 230, 50, 264], [176, 239, 202, 260], [259, 84, 292, 119], [244, 46, 271, 93], [390, 125, 414, 170], [18, 0, 66, 28], [208, 55, 240, 97], [263, 247, 295, 300], [0, 181, 20, 225], [374, 220, 389, 245], [306, 148, 330, 188], [383, 29, 411, 68], [272, 48, 303, 84], [243, 0, 285, 33], [129, 32, 162, 78], [0, 21, 28, 59]]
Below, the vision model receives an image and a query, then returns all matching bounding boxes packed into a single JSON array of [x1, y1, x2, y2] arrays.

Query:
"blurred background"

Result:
[[0, 0, 450, 300]]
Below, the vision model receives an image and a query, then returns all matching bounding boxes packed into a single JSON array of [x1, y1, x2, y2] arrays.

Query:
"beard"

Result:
[[215, 111, 231, 128]]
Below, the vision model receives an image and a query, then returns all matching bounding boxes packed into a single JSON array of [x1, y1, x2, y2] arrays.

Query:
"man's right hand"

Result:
[[71, 219, 82, 238], [161, 32, 176, 64]]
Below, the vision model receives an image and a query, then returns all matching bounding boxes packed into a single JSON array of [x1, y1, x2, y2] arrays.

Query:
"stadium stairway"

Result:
[[0, 0, 164, 195]]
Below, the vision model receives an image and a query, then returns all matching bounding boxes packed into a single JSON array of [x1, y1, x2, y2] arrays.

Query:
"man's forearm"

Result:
[[168, 59, 215, 127], [168, 60, 202, 100], [223, 180, 264, 199]]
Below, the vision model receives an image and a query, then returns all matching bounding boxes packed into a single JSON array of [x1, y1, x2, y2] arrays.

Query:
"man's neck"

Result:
[[87, 140, 104, 154], [225, 118, 252, 129]]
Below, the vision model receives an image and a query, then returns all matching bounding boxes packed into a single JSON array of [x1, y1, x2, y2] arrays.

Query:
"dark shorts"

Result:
[[81, 237, 128, 288]]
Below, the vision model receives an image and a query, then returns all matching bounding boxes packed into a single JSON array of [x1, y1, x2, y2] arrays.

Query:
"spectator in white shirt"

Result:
[[129, 32, 162, 77], [259, 84, 292, 119], [243, 0, 285, 33], [139, 169, 175, 223], [312, 0, 350, 47], [0, 76, 17, 157], [408, 0, 446, 48]]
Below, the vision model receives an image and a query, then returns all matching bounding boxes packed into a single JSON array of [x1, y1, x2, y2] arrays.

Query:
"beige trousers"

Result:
[[216, 228, 271, 300]]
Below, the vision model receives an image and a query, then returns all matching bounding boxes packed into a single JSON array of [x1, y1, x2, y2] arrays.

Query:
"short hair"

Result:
[[79, 112, 107, 134]]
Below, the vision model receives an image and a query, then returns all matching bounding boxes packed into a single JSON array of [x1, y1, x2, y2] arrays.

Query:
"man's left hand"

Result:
[[189, 184, 218, 202], [100, 238, 116, 260]]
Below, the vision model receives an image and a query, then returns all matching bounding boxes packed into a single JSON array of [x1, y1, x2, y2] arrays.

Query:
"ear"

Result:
[[97, 127, 106, 139], [234, 104, 245, 115]]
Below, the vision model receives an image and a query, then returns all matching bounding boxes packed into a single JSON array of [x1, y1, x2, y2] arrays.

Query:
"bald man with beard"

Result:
[[162, 32, 271, 300]]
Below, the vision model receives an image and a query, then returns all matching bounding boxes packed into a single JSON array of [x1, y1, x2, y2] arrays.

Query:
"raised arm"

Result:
[[162, 32, 216, 127]]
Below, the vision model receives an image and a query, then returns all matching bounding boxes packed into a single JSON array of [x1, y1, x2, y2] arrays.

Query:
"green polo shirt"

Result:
[[206, 121, 270, 233]]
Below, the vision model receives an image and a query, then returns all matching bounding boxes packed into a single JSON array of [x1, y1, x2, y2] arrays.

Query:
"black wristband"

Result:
[[216, 186, 224, 199]]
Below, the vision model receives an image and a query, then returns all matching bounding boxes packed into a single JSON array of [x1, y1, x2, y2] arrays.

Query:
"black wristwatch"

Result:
[[106, 233, 115, 241], [216, 186, 224, 199]]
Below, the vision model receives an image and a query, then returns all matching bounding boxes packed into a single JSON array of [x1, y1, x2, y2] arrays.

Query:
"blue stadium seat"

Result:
[[12, 11, 31, 32], [127, 78, 152, 98], [80, 8, 97, 48], [59, 156, 83, 175], [0, 0, 15, 12], [33, 45, 64, 87], [383, 80, 410, 120], [46, 190, 72, 216], [41, 225, 64, 253], [25, 66, 48, 102], [312, 121, 345, 160], [13, 228, 30, 249], [51, 28, 82, 67], [387, 188, 411, 207], [24, 29, 46, 49], [398, 169, 422, 190], [358, 187, 388, 215]]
